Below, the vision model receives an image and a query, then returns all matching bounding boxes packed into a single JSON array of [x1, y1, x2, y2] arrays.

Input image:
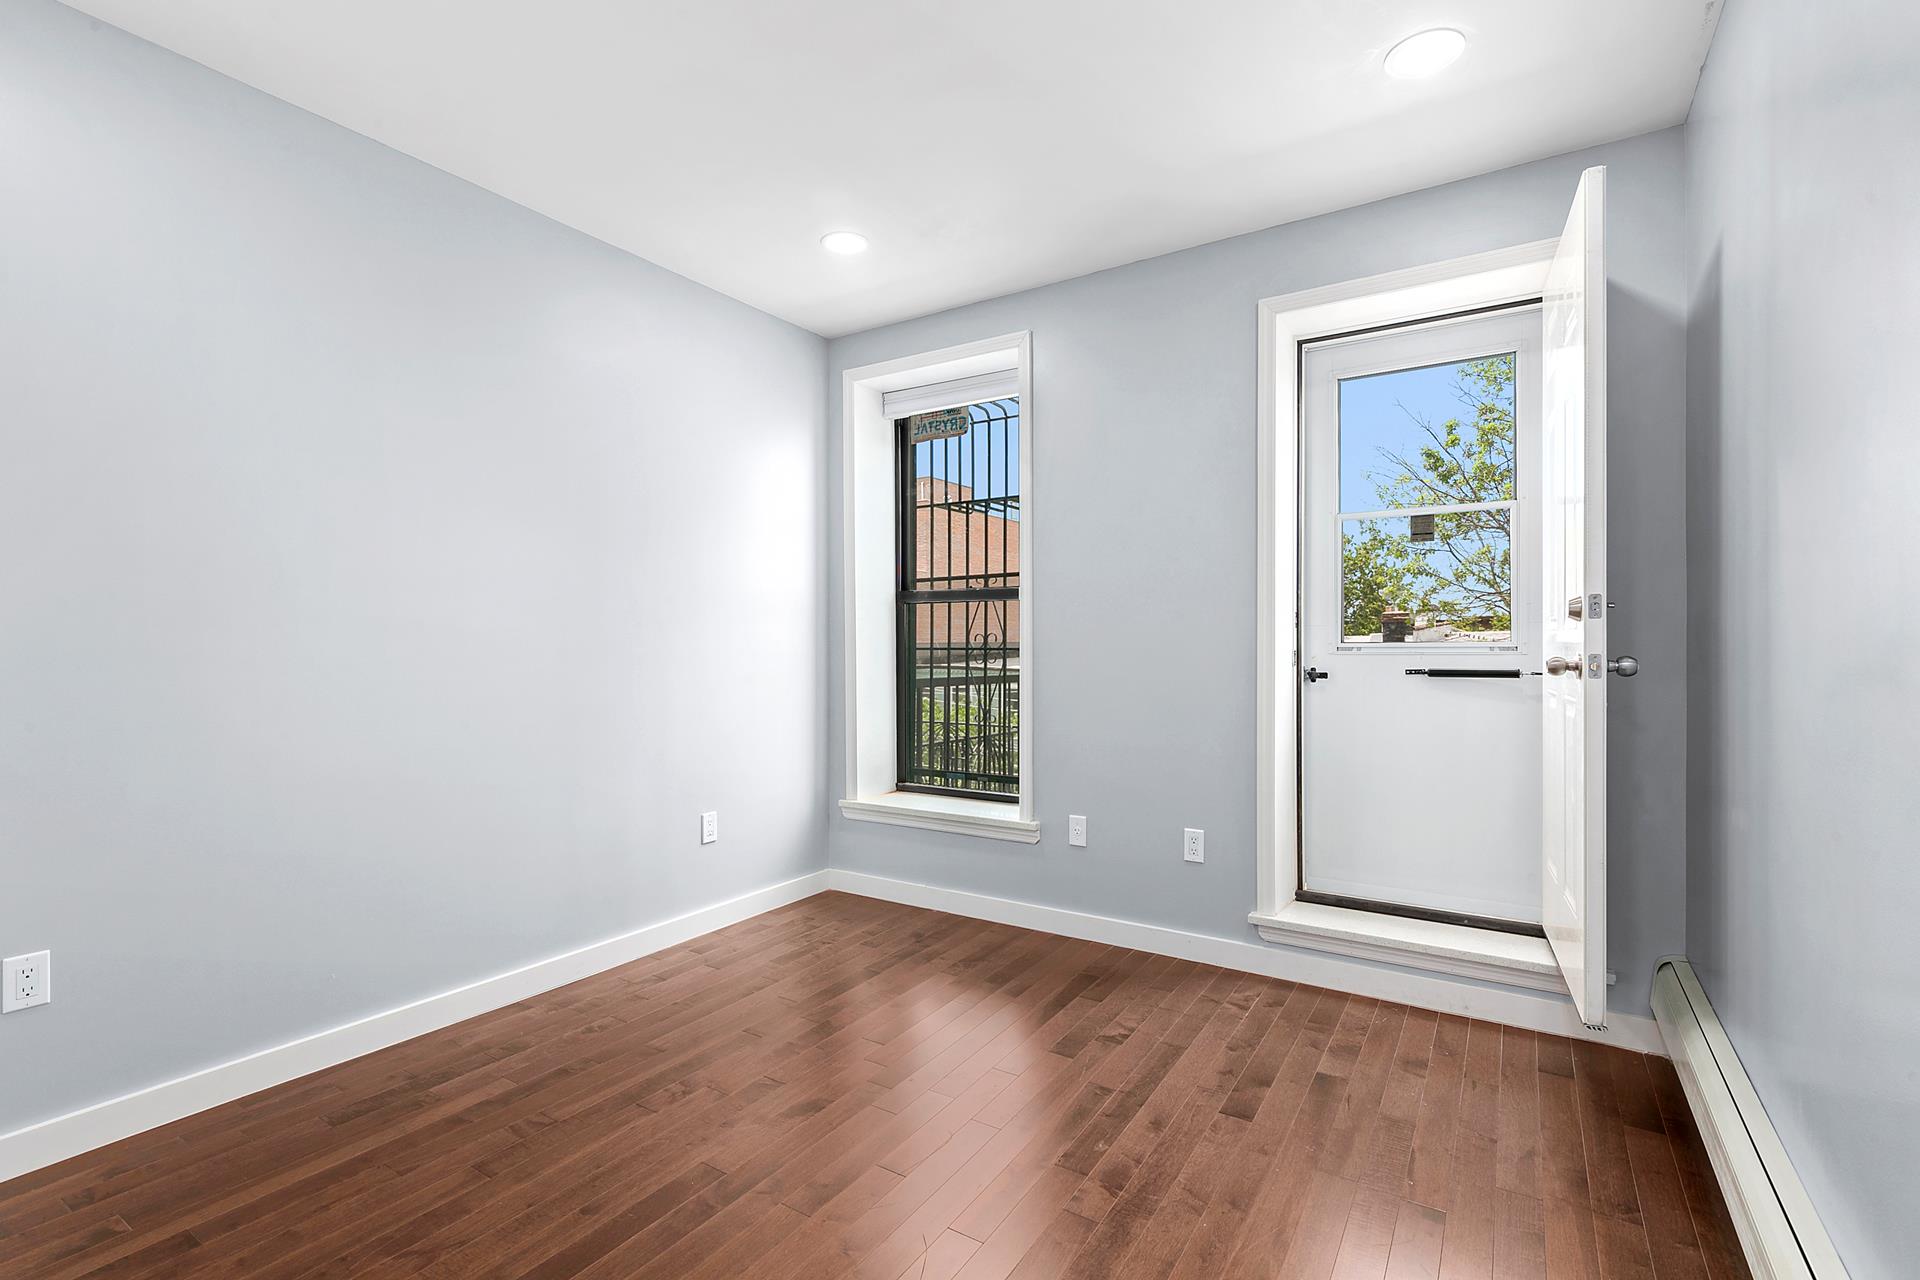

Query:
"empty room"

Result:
[[0, 1, 1912, 1276]]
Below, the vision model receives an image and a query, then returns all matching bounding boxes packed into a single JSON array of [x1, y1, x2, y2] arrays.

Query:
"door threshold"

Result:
[[1249, 900, 1607, 995], [1291, 890, 1544, 938]]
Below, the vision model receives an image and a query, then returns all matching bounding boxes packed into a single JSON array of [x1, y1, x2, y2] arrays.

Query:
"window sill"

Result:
[[1249, 901, 1575, 993], [838, 793, 1040, 844]]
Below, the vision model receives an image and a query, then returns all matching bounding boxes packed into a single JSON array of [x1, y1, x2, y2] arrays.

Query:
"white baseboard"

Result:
[[1652, 959, 1849, 1280], [826, 869, 1663, 1054], [0, 869, 830, 1185]]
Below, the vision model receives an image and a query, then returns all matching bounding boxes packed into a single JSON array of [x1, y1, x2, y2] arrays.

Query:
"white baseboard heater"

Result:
[[1650, 959, 1849, 1280]]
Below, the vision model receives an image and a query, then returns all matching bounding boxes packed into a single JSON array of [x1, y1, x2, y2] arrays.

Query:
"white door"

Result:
[[1300, 308, 1543, 928], [1541, 166, 1609, 1027]]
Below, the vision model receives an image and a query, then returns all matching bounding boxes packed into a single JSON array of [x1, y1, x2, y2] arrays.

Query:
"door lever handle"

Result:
[[1303, 666, 1330, 683], [1543, 655, 1638, 677]]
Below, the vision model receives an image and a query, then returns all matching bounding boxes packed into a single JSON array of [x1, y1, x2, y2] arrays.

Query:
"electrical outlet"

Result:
[[1067, 815, 1087, 847], [1183, 828, 1205, 863], [700, 811, 718, 845], [2, 951, 50, 1013]]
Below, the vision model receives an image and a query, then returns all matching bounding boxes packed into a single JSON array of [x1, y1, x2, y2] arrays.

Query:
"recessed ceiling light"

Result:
[[1384, 28, 1467, 79], [820, 230, 869, 255]]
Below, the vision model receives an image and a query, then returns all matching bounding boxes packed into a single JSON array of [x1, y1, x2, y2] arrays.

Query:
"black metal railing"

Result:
[[897, 398, 1020, 800]]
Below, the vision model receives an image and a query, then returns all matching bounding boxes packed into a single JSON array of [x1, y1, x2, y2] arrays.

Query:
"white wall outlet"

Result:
[[1067, 815, 1087, 847], [1183, 828, 1205, 863], [2, 951, 50, 1013], [700, 811, 718, 845]]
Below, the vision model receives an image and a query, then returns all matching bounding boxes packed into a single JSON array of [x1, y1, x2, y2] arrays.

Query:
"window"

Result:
[[1336, 355, 1517, 645], [839, 333, 1035, 842], [896, 398, 1020, 799]]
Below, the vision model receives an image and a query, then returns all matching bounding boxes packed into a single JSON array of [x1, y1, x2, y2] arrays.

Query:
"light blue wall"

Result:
[[0, 0, 827, 1134], [827, 129, 1690, 1019], [1685, 1, 1920, 1273]]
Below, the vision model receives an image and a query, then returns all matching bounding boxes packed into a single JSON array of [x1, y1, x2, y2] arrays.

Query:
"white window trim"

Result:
[[881, 369, 1018, 419], [838, 332, 1037, 844], [1252, 242, 1567, 987]]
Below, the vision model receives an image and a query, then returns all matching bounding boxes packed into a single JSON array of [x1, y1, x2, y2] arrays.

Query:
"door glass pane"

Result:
[[1338, 354, 1516, 513], [1341, 513, 1512, 643]]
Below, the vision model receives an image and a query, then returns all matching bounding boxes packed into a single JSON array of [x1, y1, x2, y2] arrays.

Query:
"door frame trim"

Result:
[[1254, 241, 1557, 962]]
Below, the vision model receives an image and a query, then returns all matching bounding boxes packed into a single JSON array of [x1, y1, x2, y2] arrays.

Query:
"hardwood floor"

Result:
[[0, 893, 1749, 1279]]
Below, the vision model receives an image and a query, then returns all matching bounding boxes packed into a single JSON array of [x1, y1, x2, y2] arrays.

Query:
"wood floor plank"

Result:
[[1356, 1007, 1437, 1194], [939, 960, 1203, 1243], [1061, 972, 1259, 1223], [1607, 1050, 1666, 1137], [853, 970, 1236, 1280], [1057, 983, 1276, 1274], [783, 1118, 1003, 1280], [1591, 1212, 1657, 1280], [1385, 1199, 1447, 1280], [1005, 1209, 1094, 1280], [1542, 1195, 1605, 1280], [1621, 1125, 1709, 1280], [1219, 979, 1311, 1121], [950, 1167, 1084, 1280], [1107, 1109, 1249, 1280], [1320, 1003, 1411, 1182], [1643, 1057, 1750, 1280], [1407, 1014, 1469, 1213], [1280, 1171, 1362, 1280], [1569, 1041, 1642, 1227], [894, 1229, 980, 1280], [1490, 1189, 1544, 1280], [0, 895, 1748, 1280], [1162, 986, 1343, 1280], [1535, 1035, 1592, 1211], [793, 1071, 1011, 1215], [0, 1212, 134, 1277], [1329, 1182, 1401, 1280], [1436, 1020, 1502, 1280], [1054, 970, 1238, 1181], [1495, 1028, 1540, 1200], [1218, 997, 1375, 1280]]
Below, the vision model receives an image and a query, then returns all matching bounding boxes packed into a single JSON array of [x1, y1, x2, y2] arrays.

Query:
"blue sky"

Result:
[[1337, 358, 1511, 512], [913, 400, 1020, 519]]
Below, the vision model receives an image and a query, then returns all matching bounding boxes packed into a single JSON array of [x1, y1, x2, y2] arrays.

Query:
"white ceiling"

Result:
[[61, 1, 1721, 336]]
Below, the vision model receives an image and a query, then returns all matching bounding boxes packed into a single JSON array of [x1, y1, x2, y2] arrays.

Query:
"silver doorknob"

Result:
[[1608, 655, 1639, 677], [1544, 656, 1579, 676]]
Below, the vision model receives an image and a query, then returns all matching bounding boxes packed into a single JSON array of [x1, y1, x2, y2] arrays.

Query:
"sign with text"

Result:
[[907, 407, 972, 444]]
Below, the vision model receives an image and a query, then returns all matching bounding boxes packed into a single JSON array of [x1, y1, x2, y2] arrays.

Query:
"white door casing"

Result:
[[1541, 166, 1608, 1028]]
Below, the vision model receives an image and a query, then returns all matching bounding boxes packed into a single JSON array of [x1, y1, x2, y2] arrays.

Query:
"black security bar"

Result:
[[896, 397, 1021, 801]]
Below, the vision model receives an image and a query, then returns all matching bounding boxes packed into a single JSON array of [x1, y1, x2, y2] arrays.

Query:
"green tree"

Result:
[[1342, 356, 1515, 639]]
